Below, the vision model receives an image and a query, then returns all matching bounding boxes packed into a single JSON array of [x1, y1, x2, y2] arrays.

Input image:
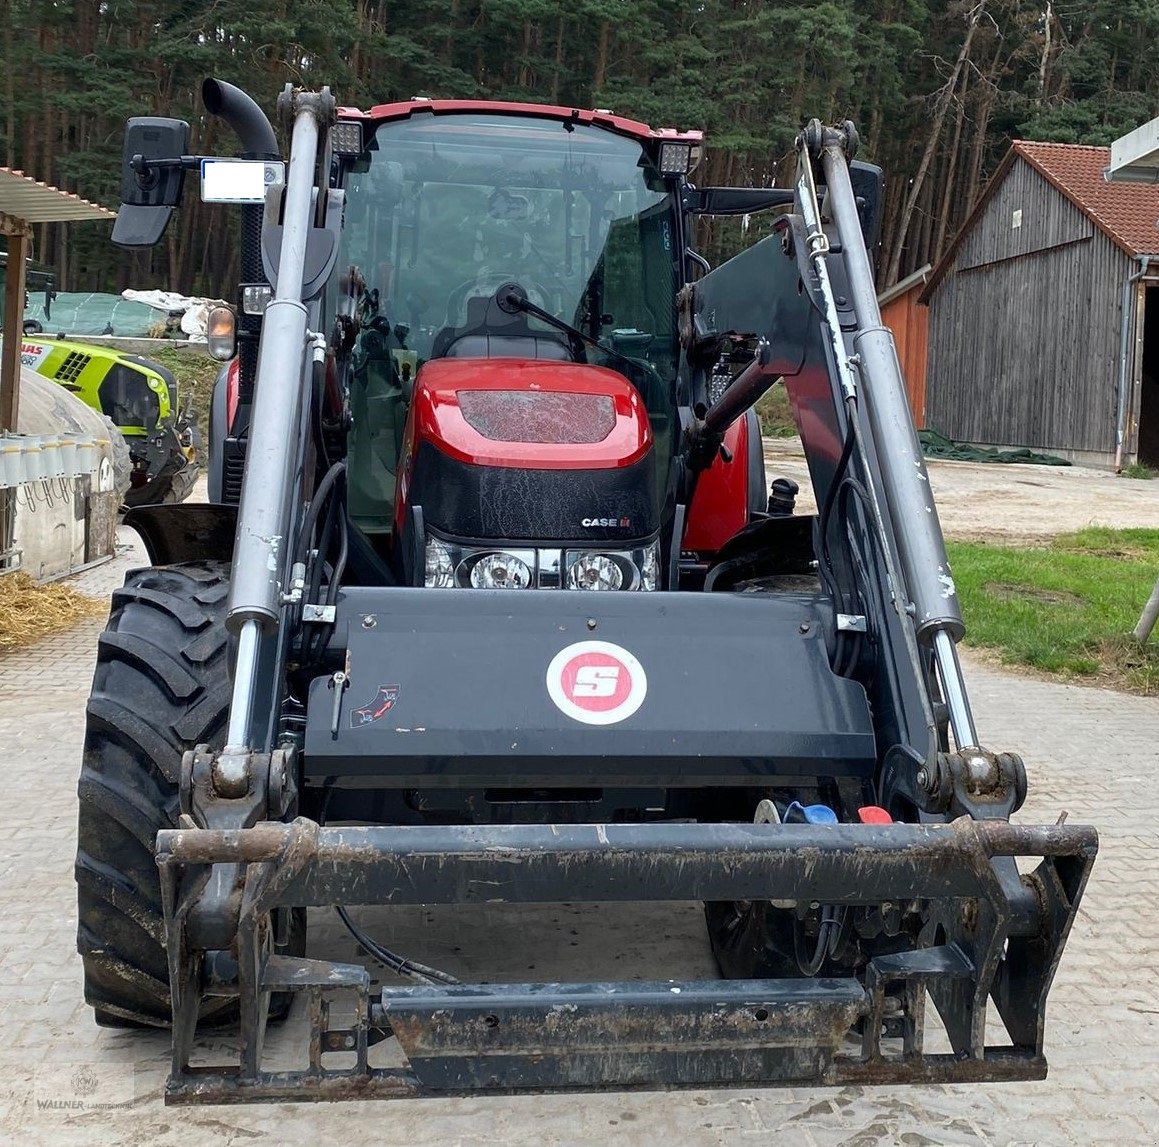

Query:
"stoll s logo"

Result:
[[545, 640, 647, 726]]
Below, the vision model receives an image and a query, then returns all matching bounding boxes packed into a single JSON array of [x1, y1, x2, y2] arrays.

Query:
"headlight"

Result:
[[567, 552, 624, 591], [564, 540, 661, 591], [640, 540, 660, 591], [423, 535, 661, 590], [468, 551, 532, 589], [424, 538, 455, 588]]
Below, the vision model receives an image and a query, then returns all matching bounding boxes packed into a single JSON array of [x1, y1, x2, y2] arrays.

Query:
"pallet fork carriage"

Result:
[[157, 817, 1093, 1102], [75, 82, 1097, 1104]]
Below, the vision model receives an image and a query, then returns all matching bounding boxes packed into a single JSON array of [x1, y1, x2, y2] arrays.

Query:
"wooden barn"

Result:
[[920, 141, 1159, 468], [878, 263, 931, 428]]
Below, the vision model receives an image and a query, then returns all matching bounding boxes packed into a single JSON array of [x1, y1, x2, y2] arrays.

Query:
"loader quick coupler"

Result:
[[175, 745, 297, 951]]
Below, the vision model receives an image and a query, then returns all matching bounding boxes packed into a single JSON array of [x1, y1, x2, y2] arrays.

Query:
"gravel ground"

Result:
[[764, 437, 1159, 540]]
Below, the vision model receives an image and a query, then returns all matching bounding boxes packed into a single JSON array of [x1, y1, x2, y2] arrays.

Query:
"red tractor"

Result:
[[80, 81, 1096, 1102]]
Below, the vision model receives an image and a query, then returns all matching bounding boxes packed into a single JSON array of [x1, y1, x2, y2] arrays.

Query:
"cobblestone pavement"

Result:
[[1, 536, 1157, 1145]]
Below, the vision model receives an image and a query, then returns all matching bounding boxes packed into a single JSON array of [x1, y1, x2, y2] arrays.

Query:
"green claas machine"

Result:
[[2, 249, 198, 505], [74, 79, 1096, 1104], [19, 335, 198, 505]]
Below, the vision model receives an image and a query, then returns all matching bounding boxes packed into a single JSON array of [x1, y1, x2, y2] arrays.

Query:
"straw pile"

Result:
[[0, 572, 105, 652]]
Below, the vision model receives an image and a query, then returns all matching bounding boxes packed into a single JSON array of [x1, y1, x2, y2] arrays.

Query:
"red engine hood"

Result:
[[407, 359, 652, 471]]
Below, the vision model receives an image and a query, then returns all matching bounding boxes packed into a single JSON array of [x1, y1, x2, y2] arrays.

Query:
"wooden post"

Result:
[[1134, 574, 1159, 643], [1124, 280, 1148, 466], [1, 213, 31, 432]]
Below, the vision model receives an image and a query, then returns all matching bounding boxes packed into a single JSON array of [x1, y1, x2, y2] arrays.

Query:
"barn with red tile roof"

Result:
[[920, 140, 1159, 468]]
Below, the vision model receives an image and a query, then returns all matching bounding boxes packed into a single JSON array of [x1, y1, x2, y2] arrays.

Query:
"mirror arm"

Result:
[[129, 153, 203, 177]]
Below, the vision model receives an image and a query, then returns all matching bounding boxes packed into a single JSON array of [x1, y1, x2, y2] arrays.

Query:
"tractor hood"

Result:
[[406, 358, 652, 471], [395, 358, 659, 546]]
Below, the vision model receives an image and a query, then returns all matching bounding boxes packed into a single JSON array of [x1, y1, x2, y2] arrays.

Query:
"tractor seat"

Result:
[[430, 294, 576, 361], [442, 333, 572, 360]]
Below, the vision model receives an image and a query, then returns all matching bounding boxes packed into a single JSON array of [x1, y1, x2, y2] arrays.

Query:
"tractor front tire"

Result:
[[75, 562, 301, 1028], [158, 455, 199, 505]]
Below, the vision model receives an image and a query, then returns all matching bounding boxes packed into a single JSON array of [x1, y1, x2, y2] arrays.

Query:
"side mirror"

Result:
[[112, 117, 190, 249]]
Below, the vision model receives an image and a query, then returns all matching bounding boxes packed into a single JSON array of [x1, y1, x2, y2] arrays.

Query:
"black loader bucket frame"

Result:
[[147, 92, 1096, 1103], [157, 818, 1094, 1102]]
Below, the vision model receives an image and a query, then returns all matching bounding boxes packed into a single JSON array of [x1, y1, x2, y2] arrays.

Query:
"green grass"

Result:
[[1121, 461, 1156, 480], [755, 386, 797, 437], [946, 527, 1159, 694]]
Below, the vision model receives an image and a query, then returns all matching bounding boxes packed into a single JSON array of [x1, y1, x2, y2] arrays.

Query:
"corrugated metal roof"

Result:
[[1012, 140, 1159, 257], [878, 263, 931, 308], [0, 168, 115, 224]]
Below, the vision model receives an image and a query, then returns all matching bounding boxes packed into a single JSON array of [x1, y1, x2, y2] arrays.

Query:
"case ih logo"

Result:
[[350, 684, 400, 727], [581, 517, 630, 528], [545, 640, 647, 726]]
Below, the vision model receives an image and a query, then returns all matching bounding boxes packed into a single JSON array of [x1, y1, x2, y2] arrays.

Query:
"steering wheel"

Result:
[[443, 272, 562, 330]]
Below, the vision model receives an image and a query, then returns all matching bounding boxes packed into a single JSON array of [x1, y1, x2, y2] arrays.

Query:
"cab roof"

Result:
[[335, 99, 703, 146]]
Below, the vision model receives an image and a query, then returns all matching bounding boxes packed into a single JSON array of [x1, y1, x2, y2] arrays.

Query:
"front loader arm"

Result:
[[224, 87, 339, 750], [683, 122, 992, 803]]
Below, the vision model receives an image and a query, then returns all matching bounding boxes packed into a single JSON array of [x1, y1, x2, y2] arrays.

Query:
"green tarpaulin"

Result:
[[919, 429, 1070, 466]]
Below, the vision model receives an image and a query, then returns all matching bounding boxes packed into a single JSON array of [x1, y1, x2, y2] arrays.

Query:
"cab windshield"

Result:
[[340, 113, 679, 368]]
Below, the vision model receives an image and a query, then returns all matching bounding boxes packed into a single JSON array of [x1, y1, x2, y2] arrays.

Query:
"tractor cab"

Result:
[[329, 106, 699, 584]]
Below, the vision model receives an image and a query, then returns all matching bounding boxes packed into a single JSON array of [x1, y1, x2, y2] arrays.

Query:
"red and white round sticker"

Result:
[[545, 640, 647, 726]]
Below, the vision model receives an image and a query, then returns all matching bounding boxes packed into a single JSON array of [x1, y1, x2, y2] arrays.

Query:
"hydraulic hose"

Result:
[[318, 784, 460, 987]]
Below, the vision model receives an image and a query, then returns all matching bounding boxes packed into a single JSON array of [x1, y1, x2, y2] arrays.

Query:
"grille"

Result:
[[57, 351, 91, 383], [223, 440, 247, 504]]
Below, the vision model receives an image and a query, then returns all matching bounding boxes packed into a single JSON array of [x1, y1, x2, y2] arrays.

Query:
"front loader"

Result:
[[75, 81, 1096, 1103]]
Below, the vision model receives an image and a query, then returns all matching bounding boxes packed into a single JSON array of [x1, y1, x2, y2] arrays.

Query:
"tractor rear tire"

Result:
[[75, 562, 301, 1028]]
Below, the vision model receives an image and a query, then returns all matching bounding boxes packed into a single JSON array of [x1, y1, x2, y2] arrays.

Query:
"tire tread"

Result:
[[76, 561, 233, 1028]]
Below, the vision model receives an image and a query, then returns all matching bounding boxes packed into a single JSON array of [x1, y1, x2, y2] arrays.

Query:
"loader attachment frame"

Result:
[[156, 818, 1095, 1103]]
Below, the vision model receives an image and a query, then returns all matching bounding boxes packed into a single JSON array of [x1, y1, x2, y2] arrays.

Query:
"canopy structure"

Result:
[[1106, 125, 1159, 643], [0, 168, 115, 432], [1107, 117, 1159, 184]]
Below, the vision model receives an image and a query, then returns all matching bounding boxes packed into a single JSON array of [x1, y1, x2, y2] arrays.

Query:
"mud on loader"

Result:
[[75, 80, 1097, 1103]]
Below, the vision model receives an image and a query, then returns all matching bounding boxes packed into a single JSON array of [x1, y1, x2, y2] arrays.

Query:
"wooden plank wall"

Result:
[[955, 158, 1091, 269], [881, 286, 928, 427], [927, 157, 1128, 454]]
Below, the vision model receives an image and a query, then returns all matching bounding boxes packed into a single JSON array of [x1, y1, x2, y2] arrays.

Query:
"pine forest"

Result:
[[2, 0, 1158, 294]]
